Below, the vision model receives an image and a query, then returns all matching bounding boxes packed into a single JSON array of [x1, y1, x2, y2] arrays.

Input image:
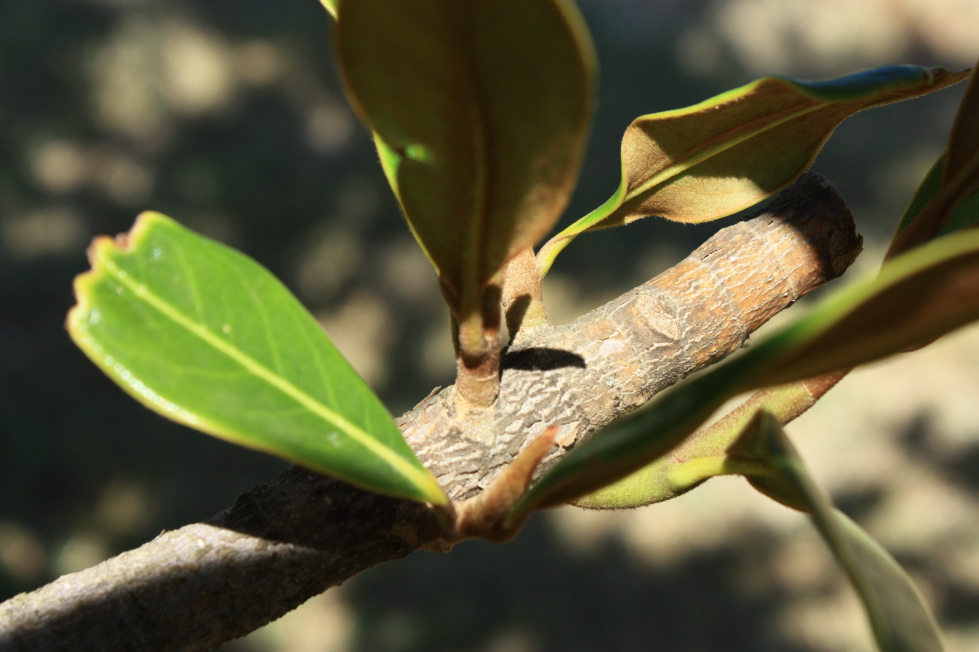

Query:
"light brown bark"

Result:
[[0, 173, 861, 652]]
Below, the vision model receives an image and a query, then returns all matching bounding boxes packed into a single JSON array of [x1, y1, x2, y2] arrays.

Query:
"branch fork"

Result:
[[427, 425, 559, 548]]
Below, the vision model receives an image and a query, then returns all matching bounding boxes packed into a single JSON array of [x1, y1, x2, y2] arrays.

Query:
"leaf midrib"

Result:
[[98, 249, 428, 489], [457, 6, 490, 311], [623, 100, 828, 205]]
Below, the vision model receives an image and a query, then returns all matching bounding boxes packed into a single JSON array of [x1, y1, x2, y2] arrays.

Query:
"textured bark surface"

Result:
[[0, 173, 862, 652]]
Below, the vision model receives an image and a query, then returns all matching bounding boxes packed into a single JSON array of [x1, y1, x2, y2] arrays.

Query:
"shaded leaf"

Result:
[[67, 212, 446, 505], [732, 413, 945, 652], [889, 66, 979, 255], [758, 227, 979, 383], [506, 356, 747, 517], [538, 65, 968, 274], [509, 227, 979, 520], [894, 153, 979, 238], [944, 63, 979, 186], [574, 376, 836, 509], [336, 0, 595, 318]]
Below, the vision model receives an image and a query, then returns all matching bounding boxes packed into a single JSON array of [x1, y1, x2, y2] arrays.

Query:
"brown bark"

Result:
[[501, 247, 547, 343], [0, 173, 861, 652]]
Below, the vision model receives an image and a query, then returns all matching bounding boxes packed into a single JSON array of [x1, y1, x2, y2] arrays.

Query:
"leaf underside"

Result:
[[68, 212, 446, 505], [601, 65, 968, 227], [538, 65, 969, 274], [336, 0, 595, 314], [570, 63, 979, 513]]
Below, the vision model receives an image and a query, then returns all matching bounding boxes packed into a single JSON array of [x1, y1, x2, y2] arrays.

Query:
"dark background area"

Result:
[[2, 0, 978, 650]]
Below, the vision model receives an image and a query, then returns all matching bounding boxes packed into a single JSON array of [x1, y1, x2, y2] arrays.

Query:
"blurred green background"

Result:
[[2, 0, 978, 650]]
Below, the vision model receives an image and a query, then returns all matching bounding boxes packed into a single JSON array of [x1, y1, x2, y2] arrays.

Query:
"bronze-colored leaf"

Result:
[[335, 0, 595, 321], [539, 65, 968, 274], [889, 64, 978, 256]]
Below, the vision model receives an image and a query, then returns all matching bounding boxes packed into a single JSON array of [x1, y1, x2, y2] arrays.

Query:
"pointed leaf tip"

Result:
[[68, 212, 446, 506], [610, 65, 968, 227], [539, 65, 969, 272]]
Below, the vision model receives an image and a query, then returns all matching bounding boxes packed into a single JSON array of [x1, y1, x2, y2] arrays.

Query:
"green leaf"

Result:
[[318, 0, 337, 19], [538, 65, 969, 274], [757, 227, 979, 384], [889, 66, 978, 255], [732, 413, 945, 652], [575, 380, 823, 509], [506, 355, 749, 517], [944, 63, 979, 187], [509, 227, 979, 520], [67, 212, 447, 506], [893, 153, 979, 239], [569, 411, 945, 651], [335, 0, 595, 317]]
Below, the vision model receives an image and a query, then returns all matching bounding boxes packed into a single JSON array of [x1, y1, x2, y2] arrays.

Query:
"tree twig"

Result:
[[0, 173, 862, 652]]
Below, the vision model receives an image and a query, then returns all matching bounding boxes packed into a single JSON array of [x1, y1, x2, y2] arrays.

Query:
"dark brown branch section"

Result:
[[0, 173, 861, 652]]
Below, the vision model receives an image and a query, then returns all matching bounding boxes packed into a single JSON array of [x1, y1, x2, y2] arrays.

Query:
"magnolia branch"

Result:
[[0, 173, 862, 652]]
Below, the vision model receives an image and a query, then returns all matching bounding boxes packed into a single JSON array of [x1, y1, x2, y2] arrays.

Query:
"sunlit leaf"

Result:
[[67, 212, 447, 505], [318, 0, 336, 19], [336, 0, 595, 319], [508, 227, 979, 520], [538, 65, 968, 274], [731, 413, 945, 652]]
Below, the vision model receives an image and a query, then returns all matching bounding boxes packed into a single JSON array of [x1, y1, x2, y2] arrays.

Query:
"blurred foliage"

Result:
[[1, 0, 977, 650]]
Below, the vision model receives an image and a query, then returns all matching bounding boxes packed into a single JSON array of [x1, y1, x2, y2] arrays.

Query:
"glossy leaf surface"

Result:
[[336, 0, 595, 314], [68, 212, 446, 505], [539, 65, 968, 274], [732, 414, 944, 652], [509, 227, 979, 519]]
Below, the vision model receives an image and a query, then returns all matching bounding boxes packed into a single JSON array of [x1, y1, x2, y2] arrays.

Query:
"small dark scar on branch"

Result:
[[501, 347, 587, 372]]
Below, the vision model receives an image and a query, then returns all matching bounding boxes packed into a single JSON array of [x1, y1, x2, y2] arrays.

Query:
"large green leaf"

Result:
[[508, 226, 979, 520], [732, 413, 945, 652], [335, 0, 595, 317], [68, 212, 446, 505], [538, 65, 968, 274]]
